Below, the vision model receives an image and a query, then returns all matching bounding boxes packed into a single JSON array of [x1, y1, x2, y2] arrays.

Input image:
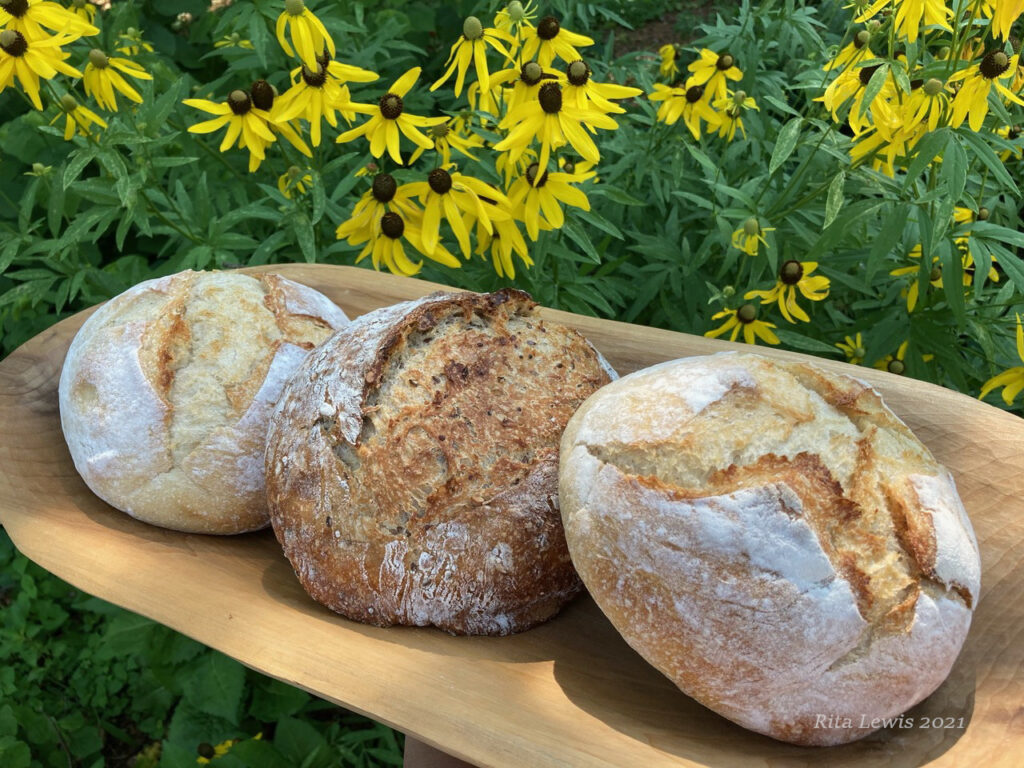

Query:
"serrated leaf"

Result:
[[823, 170, 845, 230], [180, 652, 246, 725]]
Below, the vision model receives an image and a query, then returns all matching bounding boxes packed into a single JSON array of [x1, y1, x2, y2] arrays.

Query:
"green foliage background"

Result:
[[2, 0, 1024, 765]]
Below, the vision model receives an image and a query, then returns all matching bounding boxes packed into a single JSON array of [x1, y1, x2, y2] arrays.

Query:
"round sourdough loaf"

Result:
[[265, 289, 615, 635], [59, 269, 348, 534], [559, 352, 980, 746]]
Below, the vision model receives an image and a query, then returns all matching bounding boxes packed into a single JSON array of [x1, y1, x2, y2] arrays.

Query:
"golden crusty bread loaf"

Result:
[[59, 270, 348, 534], [265, 289, 615, 635], [559, 352, 980, 746]]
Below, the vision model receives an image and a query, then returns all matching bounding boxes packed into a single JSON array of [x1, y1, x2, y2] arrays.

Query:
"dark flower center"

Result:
[[685, 85, 704, 103], [858, 64, 881, 86], [431, 122, 451, 139], [525, 163, 549, 187], [381, 212, 404, 239], [1009, 126, 1021, 140], [228, 89, 252, 115], [567, 60, 590, 87], [538, 16, 560, 40], [887, 359, 905, 375], [197, 743, 216, 759], [780, 260, 804, 285], [716, 53, 735, 70], [250, 79, 275, 110], [930, 265, 943, 282], [428, 168, 453, 194], [854, 30, 870, 49], [372, 173, 397, 203], [380, 93, 403, 119], [561, 159, 576, 174], [538, 82, 562, 113], [737, 304, 758, 323], [301, 65, 327, 87], [980, 50, 1010, 80], [0, 0, 28, 19], [521, 61, 544, 86], [977, 206, 990, 221], [0, 29, 26, 57]]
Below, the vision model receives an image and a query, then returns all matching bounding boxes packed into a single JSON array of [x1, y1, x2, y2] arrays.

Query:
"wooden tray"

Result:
[[2, 265, 1023, 768]]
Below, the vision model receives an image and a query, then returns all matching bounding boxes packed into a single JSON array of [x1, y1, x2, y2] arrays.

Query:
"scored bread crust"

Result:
[[559, 352, 980, 746], [265, 289, 614, 635], [59, 270, 348, 534]]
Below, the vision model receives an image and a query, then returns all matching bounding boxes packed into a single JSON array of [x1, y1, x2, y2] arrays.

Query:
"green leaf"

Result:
[[866, 203, 908, 281], [63, 149, 96, 190], [859, 63, 890, 119], [940, 239, 966, 327], [823, 170, 845, 230], [902, 129, 949, 190], [293, 216, 317, 263], [273, 718, 332, 768], [769, 118, 802, 175], [960, 128, 1020, 195], [0, 736, 31, 768], [248, 679, 310, 722], [561, 218, 601, 263], [941, 135, 968, 205], [310, 174, 326, 226], [591, 184, 645, 206], [181, 652, 246, 725]]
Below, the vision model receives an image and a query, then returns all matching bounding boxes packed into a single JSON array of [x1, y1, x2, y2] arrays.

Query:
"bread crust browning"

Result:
[[59, 270, 348, 534], [559, 352, 981, 746], [265, 290, 613, 635]]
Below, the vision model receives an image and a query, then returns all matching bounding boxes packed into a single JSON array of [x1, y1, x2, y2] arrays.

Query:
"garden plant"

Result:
[[1, 0, 1023, 765]]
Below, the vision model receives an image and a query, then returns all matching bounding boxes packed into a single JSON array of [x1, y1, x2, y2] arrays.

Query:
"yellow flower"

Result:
[[357, 208, 460, 276], [711, 89, 758, 141], [745, 260, 830, 324], [273, 53, 377, 147], [687, 48, 743, 101], [836, 332, 867, 365], [83, 48, 151, 111], [467, 211, 533, 278], [493, 80, 617, 179], [214, 32, 255, 49], [275, 0, 335, 71], [496, 146, 536, 188], [184, 90, 276, 170], [705, 304, 780, 345], [50, 92, 105, 139], [116, 27, 153, 56], [278, 166, 312, 198], [520, 14, 593, 68], [467, 77, 506, 117], [249, 78, 312, 166], [890, 244, 942, 312], [872, 340, 933, 373], [404, 167, 511, 257], [336, 172, 420, 246], [492, 60, 556, 119], [658, 43, 678, 80], [431, 15, 515, 97], [508, 162, 592, 240], [903, 77, 950, 132], [992, 0, 1024, 40], [562, 58, 642, 115], [824, 30, 873, 72], [336, 67, 445, 164], [648, 80, 719, 139], [408, 118, 484, 166], [0, 29, 81, 110], [494, 0, 536, 42], [68, 0, 95, 25], [979, 314, 1024, 404], [0, 0, 97, 43], [731, 217, 774, 255], [855, 0, 952, 44], [949, 50, 1024, 132]]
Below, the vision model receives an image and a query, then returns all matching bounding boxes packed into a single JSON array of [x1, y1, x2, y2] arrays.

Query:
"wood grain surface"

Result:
[[1, 264, 1022, 767]]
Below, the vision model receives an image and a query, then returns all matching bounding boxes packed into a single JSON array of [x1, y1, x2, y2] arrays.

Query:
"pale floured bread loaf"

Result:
[[265, 289, 615, 635], [559, 352, 980, 746], [59, 270, 349, 534]]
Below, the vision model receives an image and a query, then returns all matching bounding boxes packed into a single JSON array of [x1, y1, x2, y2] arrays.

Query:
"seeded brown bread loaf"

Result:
[[559, 352, 980, 746], [265, 289, 615, 635], [59, 270, 349, 534]]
